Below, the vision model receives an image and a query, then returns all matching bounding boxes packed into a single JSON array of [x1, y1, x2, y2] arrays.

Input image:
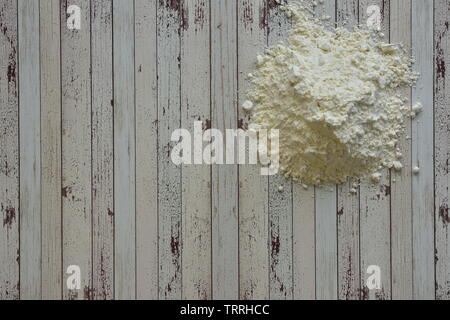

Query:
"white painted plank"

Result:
[[211, 0, 239, 299], [19, 0, 41, 300], [61, 0, 92, 300], [181, 0, 211, 300], [293, 183, 315, 300], [267, 0, 293, 300], [157, 0, 182, 300], [0, 0, 19, 300], [390, 0, 413, 300], [336, 0, 359, 301], [92, 0, 114, 300], [237, 0, 269, 300], [359, 0, 391, 301], [313, 0, 338, 302], [411, 0, 435, 300], [135, 0, 158, 300], [434, 0, 450, 301], [40, 0, 62, 300], [113, 0, 136, 300]]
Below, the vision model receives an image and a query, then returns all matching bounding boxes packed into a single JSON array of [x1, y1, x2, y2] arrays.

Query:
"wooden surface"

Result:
[[0, 0, 448, 300]]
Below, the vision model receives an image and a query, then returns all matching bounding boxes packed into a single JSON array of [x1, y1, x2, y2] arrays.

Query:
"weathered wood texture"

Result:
[[359, 0, 391, 301], [412, 0, 435, 300], [336, 0, 360, 301], [267, 0, 293, 301], [157, 0, 182, 300], [135, 0, 158, 300], [92, 0, 114, 300], [211, 0, 239, 300], [40, 0, 62, 300], [237, 0, 269, 301], [18, 0, 41, 300], [61, 0, 92, 300], [0, 0, 448, 301], [435, 0, 450, 301], [0, 0, 19, 300], [113, 0, 136, 300], [181, 0, 212, 300], [390, 0, 413, 300]]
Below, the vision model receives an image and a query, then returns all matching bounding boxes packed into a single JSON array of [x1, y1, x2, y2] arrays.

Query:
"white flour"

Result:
[[246, 3, 418, 185]]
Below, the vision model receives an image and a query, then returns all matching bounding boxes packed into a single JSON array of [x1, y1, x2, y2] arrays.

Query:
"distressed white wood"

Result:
[[293, 183, 315, 300], [61, 0, 92, 300], [211, 0, 239, 299], [237, 0, 269, 300], [113, 0, 136, 300], [0, 0, 19, 300], [135, 0, 158, 300], [411, 0, 435, 300], [359, 0, 391, 301], [157, 0, 182, 300], [181, 0, 212, 300], [313, 0, 338, 302], [40, 0, 62, 300], [267, 0, 293, 300], [336, 0, 360, 301], [390, 0, 413, 300], [434, 0, 450, 301], [92, 0, 114, 300], [19, 0, 41, 300]]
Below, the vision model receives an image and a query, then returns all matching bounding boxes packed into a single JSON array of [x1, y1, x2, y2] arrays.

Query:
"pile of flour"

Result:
[[245, 3, 418, 185]]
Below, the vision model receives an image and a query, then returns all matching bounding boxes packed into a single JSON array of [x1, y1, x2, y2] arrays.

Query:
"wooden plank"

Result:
[[113, 0, 136, 300], [411, 0, 435, 300], [358, 0, 391, 301], [180, 0, 212, 300], [0, 0, 19, 300], [336, 0, 360, 301], [435, 0, 450, 301], [237, 0, 269, 300], [390, 0, 413, 300], [211, 0, 239, 299], [40, 0, 62, 300], [18, 0, 41, 300], [61, 0, 92, 300], [312, 0, 338, 302], [267, 0, 293, 300], [293, 182, 315, 300], [135, 0, 158, 300], [92, 0, 114, 300], [157, 0, 182, 300]]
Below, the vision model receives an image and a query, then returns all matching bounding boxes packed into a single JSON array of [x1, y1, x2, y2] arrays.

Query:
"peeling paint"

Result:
[[439, 203, 449, 225], [2, 206, 16, 229]]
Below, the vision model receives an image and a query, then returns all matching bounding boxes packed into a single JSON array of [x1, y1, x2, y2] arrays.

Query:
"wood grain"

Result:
[[211, 0, 239, 300], [181, 0, 212, 300], [411, 0, 435, 300], [0, 0, 19, 300], [19, 0, 41, 300], [40, 0, 62, 300], [435, 0, 450, 301], [336, 0, 360, 301], [61, 0, 92, 300], [135, 0, 159, 300], [238, 0, 269, 300], [267, 0, 293, 300], [113, 0, 136, 300], [157, 0, 182, 300], [92, 0, 114, 300], [390, 0, 413, 300], [358, 0, 391, 301]]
